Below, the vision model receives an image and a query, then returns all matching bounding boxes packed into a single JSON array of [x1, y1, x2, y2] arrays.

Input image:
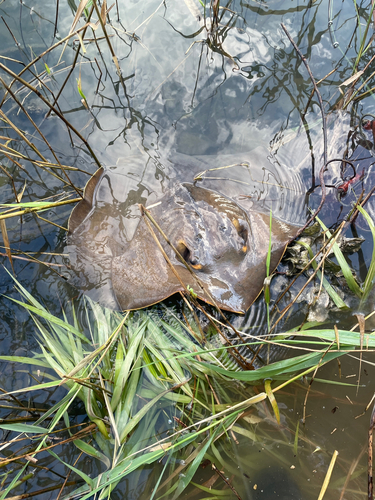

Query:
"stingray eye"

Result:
[[176, 240, 191, 261], [176, 240, 202, 269], [232, 218, 248, 253]]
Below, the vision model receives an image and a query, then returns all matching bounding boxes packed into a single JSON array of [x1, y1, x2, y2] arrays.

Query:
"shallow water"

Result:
[[0, 0, 375, 498]]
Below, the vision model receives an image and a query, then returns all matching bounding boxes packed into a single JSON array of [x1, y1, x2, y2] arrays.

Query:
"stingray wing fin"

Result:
[[68, 168, 104, 234]]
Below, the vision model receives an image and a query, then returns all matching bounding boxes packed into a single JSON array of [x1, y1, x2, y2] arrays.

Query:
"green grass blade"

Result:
[[0, 355, 50, 368], [110, 321, 147, 411], [74, 439, 111, 469], [119, 387, 173, 443], [0, 423, 47, 433], [357, 206, 375, 301], [315, 218, 362, 297], [6, 297, 88, 341], [48, 449, 94, 489], [199, 350, 344, 382]]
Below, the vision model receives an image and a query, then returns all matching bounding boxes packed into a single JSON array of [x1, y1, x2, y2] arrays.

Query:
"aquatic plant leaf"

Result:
[[172, 413, 239, 500], [357, 206, 375, 301], [110, 321, 147, 411], [48, 449, 94, 489], [265, 379, 280, 425], [67, 168, 301, 313], [316, 217, 362, 297], [6, 296, 88, 342], [74, 439, 111, 469], [115, 358, 142, 439], [198, 350, 345, 382], [295, 328, 375, 347], [309, 378, 363, 387], [119, 386, 175, 443], [0, 355, 50, 368], [0, 423, 47, 434], [147, 319, 193, 394], [172, 436, 215, 500], [138, 388, 191, 403]]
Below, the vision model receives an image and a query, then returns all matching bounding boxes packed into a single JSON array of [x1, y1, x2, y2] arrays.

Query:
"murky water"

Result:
[[0, 0, 375, 498]]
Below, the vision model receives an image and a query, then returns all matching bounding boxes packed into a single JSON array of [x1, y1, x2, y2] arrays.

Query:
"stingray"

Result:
[[67, 165, 301, 313]]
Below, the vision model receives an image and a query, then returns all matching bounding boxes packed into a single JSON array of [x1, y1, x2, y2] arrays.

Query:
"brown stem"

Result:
[[212, 464, 243, 500], [54, 0, 59, 38], [1, 16, 19, 45], [0, 424, 97, 466], [4, 481, 76, 500], [281, 23, 328, 229]]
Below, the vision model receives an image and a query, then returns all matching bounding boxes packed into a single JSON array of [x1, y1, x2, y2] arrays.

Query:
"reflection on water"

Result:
[[0, 0, 375, 498]]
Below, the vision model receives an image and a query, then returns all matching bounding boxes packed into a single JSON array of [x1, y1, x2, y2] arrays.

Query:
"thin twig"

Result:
[[302, 68, 337, 119], [46, 6, 95, 118], [0, 253, 64, 267], [4, 481, 77, 500], [54, 0, 59, 38], [1, 16, 19, 45], [281, 23, 328, 233], [0, 424, 97, 466], [212, 464, 243, 500], [349, 186, 375, 225]]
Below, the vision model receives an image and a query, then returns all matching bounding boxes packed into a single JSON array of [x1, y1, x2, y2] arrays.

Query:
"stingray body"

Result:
[[67, 161, 301, 313]]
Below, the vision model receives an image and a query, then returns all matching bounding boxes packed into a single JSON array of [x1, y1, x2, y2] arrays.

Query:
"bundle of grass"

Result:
[[0, 269, 373, 498]]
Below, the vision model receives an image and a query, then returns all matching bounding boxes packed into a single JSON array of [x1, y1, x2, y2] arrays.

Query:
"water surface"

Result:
[[0, 0, 375, 498]]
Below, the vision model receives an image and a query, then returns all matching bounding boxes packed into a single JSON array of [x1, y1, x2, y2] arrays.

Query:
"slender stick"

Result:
[[212, 464, 243, 500], [1, 16, 19, 46], [54, 0, 59, 38], [3, 481, 77, 500], [0, 424, 96, 466], [281, 23, 328, 232]]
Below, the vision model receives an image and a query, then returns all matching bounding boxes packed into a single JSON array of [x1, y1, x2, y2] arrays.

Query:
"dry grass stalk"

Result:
[[0, 198, 81, 221], [0, 219, 14, 273]]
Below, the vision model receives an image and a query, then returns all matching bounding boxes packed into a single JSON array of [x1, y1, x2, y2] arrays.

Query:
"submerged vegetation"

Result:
[[0, 276, 373, 499], [0, 0, 375, 499]]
